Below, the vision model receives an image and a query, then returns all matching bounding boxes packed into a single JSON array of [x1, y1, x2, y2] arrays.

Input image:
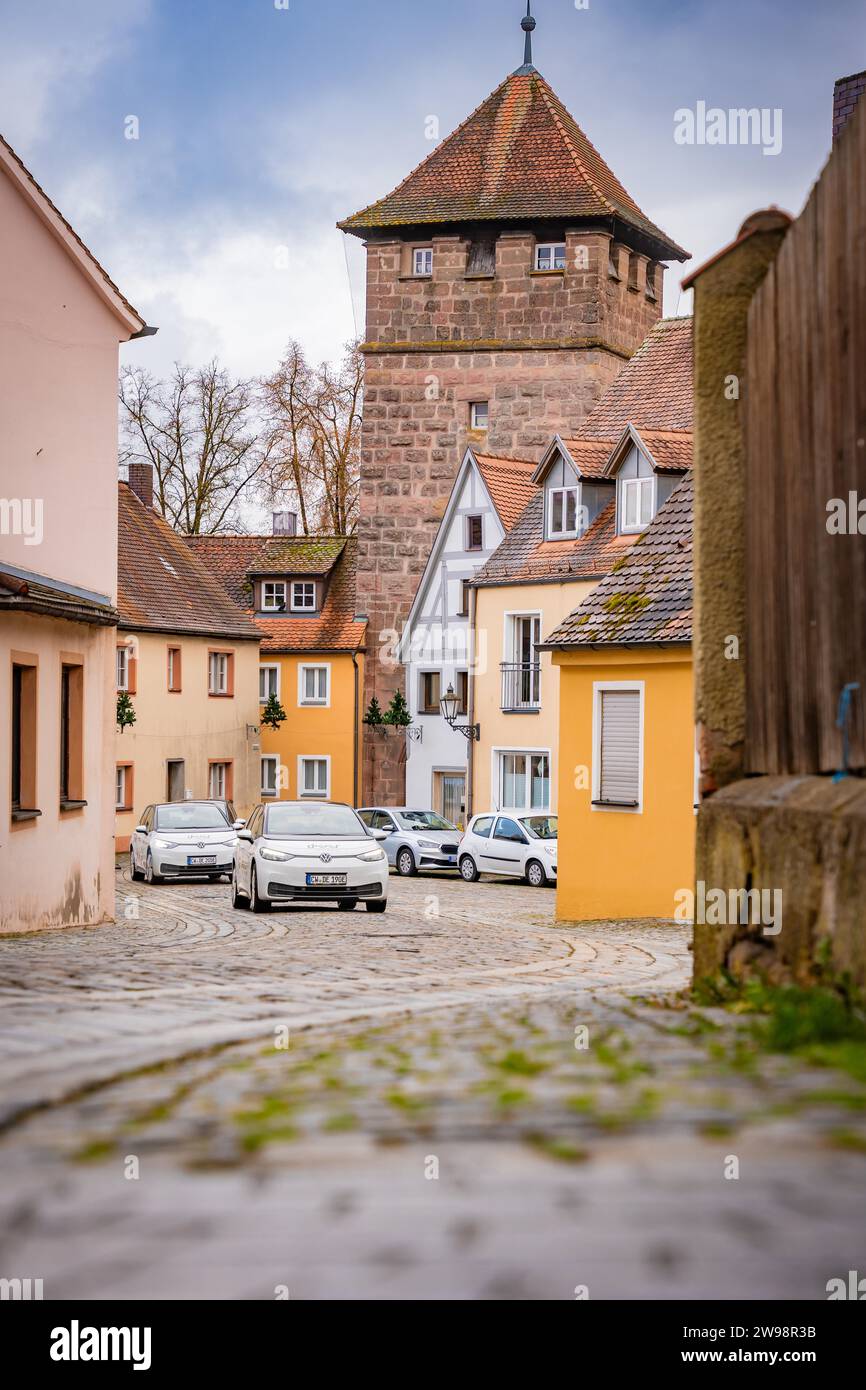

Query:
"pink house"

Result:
[[0, 135, 153, 932]]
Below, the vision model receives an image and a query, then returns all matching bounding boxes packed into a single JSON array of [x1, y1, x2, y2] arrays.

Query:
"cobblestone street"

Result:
[[0, 868, 864, 1299]]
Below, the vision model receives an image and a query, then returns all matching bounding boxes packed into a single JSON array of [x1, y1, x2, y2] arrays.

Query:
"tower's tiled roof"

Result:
[[339, 69, 688, 262]]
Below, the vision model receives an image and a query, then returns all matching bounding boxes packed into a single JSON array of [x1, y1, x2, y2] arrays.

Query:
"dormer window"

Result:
[[262, 581, 287, 612], [291, 581, 316, 611], [413, 247, 433, 276], [548, 486, 580, 539], [535, 242, 566, 271], [617, 448, 657, 534]]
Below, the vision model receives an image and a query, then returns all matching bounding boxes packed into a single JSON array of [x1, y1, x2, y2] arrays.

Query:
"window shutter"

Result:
[[599, 690, 641, 804]]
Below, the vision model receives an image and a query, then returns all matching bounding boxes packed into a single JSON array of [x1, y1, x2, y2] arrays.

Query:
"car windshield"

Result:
[[519, 815, 558, 840], [397, 811, 458, 832], [265, 803, 367, 838], [156, 804, 229, 831]]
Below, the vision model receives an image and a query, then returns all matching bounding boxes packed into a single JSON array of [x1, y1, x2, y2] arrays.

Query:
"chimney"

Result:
[[833, 70, 866, 145], [272, 510, 297, 536], [128, 462, 154, 509]]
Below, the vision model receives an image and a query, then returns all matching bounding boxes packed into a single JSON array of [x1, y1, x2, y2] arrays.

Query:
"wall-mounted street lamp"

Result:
[[440, 683, 480, 741]]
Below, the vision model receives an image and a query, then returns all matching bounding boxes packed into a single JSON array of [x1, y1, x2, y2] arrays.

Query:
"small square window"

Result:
[[291, 582, 316, 611], [262, 581, 287, 611], [413, 247, 433, 276], [469, 401, 489, 431], [299, 757, 329, 798], [535, 242, 566, 271], [466, 515, 483, 551], [299, 664, 329, 706]]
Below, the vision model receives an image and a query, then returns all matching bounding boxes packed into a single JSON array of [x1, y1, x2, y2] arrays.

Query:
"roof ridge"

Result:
[[0, 132, 143, 326], [533, 75, 616, 219]]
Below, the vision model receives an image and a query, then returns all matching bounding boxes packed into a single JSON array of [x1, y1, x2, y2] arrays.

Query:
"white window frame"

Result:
[[535, 241, 566, 271], [547, 485, 581, 540], [116, 646, 129, 692], [618, 475, 657, 535], [298, 663, 330, 707], [115, 764, 128, 810], [208, 651, 229, 695], [413, 246, 433, 276], [469, 401, 489, 431], [492, 746, 551, 814], [262, 581, 287, 612], [259, 664, 280, 703], [291, 581, 316, 612], [208, 761, 229, 800], [261, 754, 280, 799], [591, 680, 645, 814], [298, 755, 330, 799]]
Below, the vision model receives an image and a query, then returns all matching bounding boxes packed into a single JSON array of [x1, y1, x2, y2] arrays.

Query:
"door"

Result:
[[514, 616, 541, 707], [480, 815, 529, 875], [435, 773, 465, 828], [167, 760, 185, 802], [371, 810, 399, 864]]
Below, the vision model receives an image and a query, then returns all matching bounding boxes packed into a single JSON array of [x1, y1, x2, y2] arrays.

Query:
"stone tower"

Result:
[[339, 6, 688, 802]]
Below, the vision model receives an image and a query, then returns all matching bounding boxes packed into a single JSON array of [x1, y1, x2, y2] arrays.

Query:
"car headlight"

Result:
[[417, 839, 439, 849], [151, 837, 173, 849], [358, 848, 386, 862], [259, 847, 291, 862]]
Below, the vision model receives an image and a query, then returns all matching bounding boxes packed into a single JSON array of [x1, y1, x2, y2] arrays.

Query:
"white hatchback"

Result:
[[457, 813, 558, 887], [232, 800, 390, 912], [130, 801, 240, 884]]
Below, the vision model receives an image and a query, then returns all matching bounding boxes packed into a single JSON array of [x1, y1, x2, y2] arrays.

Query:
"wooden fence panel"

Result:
[[744, 99, 866, 774]]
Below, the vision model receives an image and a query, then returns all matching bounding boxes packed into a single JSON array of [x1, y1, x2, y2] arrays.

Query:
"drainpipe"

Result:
[[352, 649, 361, 807], [466, 585, 477, 822]]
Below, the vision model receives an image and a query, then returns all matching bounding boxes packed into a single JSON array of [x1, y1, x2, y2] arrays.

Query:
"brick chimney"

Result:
[[833, 70, 866, 144], [127, 462, 154, 509]]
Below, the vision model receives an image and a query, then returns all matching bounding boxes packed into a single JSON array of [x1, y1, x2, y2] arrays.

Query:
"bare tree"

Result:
[[262, 339, 363, 535], [119, 361, 275, 534]]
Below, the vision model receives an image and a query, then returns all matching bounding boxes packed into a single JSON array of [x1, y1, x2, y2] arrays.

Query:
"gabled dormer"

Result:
[[256, 576, 320, 615], [533, 436, 615, 542], [604, 424, 692, 536]]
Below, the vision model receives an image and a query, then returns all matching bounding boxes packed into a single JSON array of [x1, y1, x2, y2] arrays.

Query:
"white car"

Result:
[[457, 813, 558, 887], [130, 801, 240, 884], [232, 800, 390, 913]]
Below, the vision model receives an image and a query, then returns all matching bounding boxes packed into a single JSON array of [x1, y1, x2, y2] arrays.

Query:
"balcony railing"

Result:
[[500, 662, 541, 711]]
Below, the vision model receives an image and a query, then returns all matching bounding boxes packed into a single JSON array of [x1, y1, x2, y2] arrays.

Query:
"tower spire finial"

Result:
[[521, 2, 536, 70]]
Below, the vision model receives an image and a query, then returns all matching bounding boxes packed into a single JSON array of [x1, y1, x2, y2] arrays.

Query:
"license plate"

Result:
[[188, 855, 217, 866], [307, 872, 347, 887]]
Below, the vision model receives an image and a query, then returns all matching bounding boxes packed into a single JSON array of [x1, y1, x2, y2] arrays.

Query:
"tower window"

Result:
[[469, 401, 489, 431], [413, 247, 433, 276], [535, 242, 566, 271]]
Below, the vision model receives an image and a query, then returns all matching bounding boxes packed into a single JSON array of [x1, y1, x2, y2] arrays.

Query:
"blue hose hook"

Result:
[[833, 682, 861, 781]]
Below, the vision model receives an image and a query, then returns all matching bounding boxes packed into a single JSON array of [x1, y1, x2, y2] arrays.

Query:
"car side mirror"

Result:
[[371, 828, 390, 841], [232, 818, 246, 830], [135, 825, 147, 835], [236, 829, 253, 843]]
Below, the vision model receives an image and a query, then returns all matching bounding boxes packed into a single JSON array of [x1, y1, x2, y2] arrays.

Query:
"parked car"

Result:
[[232, 800, 389, 912], [130, 801, 241, 884], [357, 807, 462, 875], [457, 813, 558, 887]]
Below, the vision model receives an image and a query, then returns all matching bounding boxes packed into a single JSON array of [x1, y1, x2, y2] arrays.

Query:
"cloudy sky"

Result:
[[2, 0, 863, 380]]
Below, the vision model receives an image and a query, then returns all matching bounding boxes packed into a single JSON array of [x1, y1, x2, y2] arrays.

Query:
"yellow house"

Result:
[[188, 526, 366, 806], [544, 475, 695, 921], [114, 470, 262, 850], [468, 318, 694, 822]]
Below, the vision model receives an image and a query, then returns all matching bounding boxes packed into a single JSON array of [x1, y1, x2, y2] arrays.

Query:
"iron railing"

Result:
[[500, 662, 541, 711]]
